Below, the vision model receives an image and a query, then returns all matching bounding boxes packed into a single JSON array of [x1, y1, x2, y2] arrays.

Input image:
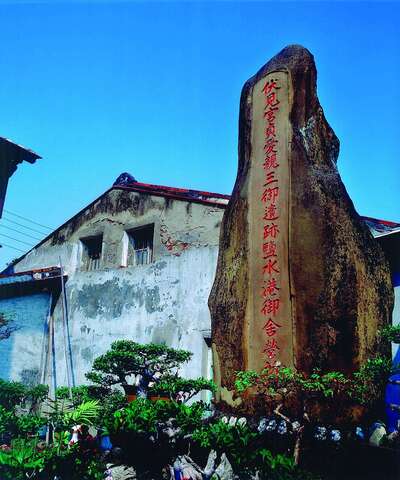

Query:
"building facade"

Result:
[[0, 174, 228, 393], [0, 174, 399, 393], [365, 217, 400, 364]]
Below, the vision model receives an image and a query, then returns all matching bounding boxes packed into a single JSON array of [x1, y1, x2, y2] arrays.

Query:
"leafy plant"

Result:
[[379, 324, 400, 344], [41, 443, 105, 480], [63, 399, 100, 427], [86, 340, 192, 394], [15, 414, 46, 436], [56, 385, 127, 428], [235, 370, 260, 393], [192, 420, 311, 480], [112, 398, 205, 436], [0, 438, 45, 479], [149, 376, 216, 402], [193, 420, 258, 469], [0, 379, 48, 412], [0, 405, 15, 437], [0, 379, 26, 410], [235, 366, 350, 410], [351, 356, 392, 406], [56, 384, 110, 405], [42, 398, 101, 446]]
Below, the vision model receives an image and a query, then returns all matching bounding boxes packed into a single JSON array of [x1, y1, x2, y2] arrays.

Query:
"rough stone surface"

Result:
[[209, 45, 393, 402]]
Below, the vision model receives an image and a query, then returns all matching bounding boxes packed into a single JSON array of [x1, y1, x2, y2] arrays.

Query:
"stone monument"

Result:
[[209, 45, 393, 407]]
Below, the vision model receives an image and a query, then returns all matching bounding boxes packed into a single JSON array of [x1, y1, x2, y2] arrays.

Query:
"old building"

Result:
[[0, 172, 399, 393], [0, 173, 228, 394], [0, 137, 41, 218], [365, 217, 400, 364]]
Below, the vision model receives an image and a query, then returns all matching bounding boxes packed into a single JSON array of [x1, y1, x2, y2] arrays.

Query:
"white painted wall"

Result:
[[7, 189, 225, 389]]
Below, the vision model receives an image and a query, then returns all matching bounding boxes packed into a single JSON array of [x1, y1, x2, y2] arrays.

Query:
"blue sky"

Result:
[[0, 0, 399, 268]]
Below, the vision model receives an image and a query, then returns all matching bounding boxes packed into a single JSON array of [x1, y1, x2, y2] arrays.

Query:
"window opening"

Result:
[[81, 235, 103, 271], [127, 224, 154, 266]]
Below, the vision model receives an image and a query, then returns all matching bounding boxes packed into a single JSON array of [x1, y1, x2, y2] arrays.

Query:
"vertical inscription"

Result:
[[248, 71, 293, 372]]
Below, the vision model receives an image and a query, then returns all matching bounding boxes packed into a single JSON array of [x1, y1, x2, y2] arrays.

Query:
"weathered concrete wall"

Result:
[[16, 189, 223, 272], [8, 189, 223, 388], [0, 293, 50, 383], [50, 247, 218, 386]]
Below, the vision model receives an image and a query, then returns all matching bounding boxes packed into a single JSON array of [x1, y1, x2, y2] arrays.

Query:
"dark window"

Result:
[[127, 225, 154, 266], [81, 235, 103, 271]]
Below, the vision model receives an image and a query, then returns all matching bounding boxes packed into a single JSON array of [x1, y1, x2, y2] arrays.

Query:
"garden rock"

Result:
[[105, 463, 137, 480], [314, 426, 327, 441], [214, 453, 234, 480], [330, 429, 341, 442], [209, 45, 393, 410], [237, 417, 247, 427], [228, 416, 237, 427], [203, 450, 218, 479], [369, 422, 387, 447], [257, 418, 268, 433]]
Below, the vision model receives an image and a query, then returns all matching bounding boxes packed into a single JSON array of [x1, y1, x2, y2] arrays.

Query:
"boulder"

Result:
[[209, 45, 393, 407]]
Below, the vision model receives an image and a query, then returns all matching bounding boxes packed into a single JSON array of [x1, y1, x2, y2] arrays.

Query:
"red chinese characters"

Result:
[[260, 77, 283, 367], [263, 339, 280, 360]]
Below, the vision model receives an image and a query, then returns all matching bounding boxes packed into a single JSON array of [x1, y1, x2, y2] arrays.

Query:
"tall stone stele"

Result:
[[209, 45, 393, 408]]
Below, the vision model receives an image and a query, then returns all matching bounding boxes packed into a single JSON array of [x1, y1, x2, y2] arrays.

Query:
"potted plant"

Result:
[[122, 384, 137, 403]]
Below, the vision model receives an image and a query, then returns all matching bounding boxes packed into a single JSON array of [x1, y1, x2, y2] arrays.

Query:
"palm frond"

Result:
[[64, 399, 100, 426]]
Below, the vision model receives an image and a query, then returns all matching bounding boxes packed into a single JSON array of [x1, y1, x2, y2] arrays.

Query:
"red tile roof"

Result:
[[113, 181, 230, 206]]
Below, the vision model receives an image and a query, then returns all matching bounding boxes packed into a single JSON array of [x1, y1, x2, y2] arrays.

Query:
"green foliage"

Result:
[[0, 379, 27, 410], [0, 440, 105, 480], [0, 438, 45, 479], [56, 385, 90, 404], [352, 356, 392, 406], [85, 340, 192, 389], [298, 370, 349, 398], [380, 324, 400, 344], [42, 444, 105, 480], [235, 370, 260, 393], [42, 398, 101, 436], [0, 405, 15, 436], [193, 420, 258, 469], [112, 398, 205, 436], [149, 376, 216, 401], [0, 379, 48, 412], [98, 390, 127, 428], [56, 385, 110, 406], [42, 397, 74, 433], [235, 367, 349, 407], [0, 406, 46, 439], [63, 399, 100, 427], [56, 385, 127, 428], [15, 414, 46, 436], [27, 384, 48, 405], [235, 357, 392, 413], [192, 421, 314, 480]]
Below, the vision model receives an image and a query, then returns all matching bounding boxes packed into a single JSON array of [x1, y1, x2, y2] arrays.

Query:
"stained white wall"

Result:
[[6, 189, 225, 388]]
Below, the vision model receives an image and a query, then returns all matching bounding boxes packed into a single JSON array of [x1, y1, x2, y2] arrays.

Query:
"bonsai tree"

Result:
[[149, 375, 215, 402], [86, 340, 213, 399], [235, 358, 392, 465]]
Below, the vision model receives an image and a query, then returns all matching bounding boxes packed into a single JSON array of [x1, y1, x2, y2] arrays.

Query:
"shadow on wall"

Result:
[[0, 293, 51, 382]]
